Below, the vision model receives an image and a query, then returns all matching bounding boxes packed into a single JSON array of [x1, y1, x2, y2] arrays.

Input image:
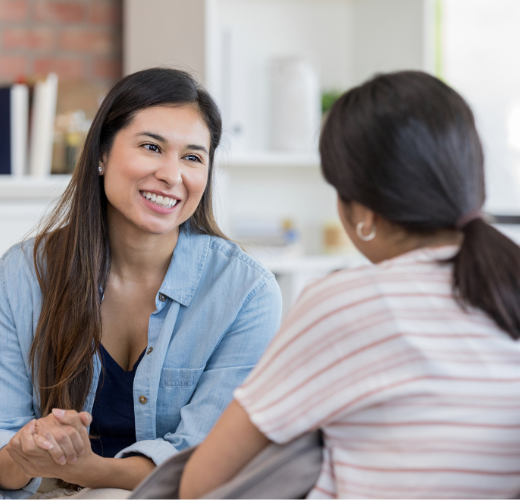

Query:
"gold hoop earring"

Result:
[[356, 221, 376, 241]]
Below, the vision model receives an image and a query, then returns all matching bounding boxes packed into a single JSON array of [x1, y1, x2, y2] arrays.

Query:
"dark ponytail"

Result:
[[451, 219, 520, 338], [320, 70, 520, 340]]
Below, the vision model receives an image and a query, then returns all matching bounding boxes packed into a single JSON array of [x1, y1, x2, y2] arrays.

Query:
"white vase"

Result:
[[270, 57, 320, 152]]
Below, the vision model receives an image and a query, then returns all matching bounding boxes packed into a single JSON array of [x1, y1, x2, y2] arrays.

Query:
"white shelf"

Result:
[[217, 151, 320, 168], [258, 253, 367, 275], [0, 175, 71, 201]]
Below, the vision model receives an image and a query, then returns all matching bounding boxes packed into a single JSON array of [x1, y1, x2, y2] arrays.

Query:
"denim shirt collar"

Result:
[[158, 226, 210, 307]]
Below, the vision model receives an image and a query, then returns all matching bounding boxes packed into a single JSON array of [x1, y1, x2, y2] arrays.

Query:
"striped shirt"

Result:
[[234, 246, 520, 498]]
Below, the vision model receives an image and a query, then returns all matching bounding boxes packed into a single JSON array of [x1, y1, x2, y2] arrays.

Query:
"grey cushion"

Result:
[[130, 431, 323, 499]]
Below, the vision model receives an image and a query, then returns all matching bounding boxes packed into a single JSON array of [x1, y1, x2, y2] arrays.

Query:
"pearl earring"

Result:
[[98, 166, 103, 172]]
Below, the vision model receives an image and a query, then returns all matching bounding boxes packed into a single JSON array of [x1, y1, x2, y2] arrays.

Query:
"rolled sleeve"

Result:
[[0, 478, 41, 500], [115, 438, 178, 466]]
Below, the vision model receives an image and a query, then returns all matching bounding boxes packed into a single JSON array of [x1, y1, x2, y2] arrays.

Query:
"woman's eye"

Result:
[[184, 154, 202, 163], [143, 143, 160, 153]]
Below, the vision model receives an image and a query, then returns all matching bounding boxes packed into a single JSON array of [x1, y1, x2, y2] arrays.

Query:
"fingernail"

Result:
[[79, 450, 85, 456], [43, 441, 53, 450], [59, 458, 66, 465], [70, 458, 77, 464], [52, 409, 65, 418]]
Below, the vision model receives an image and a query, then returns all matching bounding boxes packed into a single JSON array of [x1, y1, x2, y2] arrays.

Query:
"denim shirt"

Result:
[[0, 229, 282, 499]]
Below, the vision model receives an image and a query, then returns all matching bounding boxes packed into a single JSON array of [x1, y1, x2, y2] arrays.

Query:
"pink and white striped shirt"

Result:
[[234, 246, 520, 498]]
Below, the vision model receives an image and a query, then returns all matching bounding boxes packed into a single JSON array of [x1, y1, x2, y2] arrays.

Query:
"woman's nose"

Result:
[[155, 158, 182, 186]]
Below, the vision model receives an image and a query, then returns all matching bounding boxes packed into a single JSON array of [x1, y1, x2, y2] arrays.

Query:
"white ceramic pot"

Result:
[[270, 57, 320, 152]]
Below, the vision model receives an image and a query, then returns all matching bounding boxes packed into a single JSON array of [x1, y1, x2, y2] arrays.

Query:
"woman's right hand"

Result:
[[31, 409, 92, 465]]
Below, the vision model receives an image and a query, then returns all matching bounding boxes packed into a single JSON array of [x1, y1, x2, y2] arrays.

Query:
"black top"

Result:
[[90, 344, 146, 458]]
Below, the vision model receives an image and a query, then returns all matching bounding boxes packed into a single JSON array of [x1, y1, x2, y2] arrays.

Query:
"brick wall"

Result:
[[0, 0, 122, 85]]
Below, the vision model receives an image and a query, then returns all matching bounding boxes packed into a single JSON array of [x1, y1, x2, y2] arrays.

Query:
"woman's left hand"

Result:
[[6, 410, 103, 486], [33, 409, 92, 465]]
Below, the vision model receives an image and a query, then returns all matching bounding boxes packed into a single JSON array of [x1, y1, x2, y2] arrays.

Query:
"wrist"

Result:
[[0, 448, 32, 490], [80, 455, 155, 490], [77, 454, 112, 489]]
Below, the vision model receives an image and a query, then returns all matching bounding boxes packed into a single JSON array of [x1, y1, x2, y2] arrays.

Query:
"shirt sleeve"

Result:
[[0, 254, 41, 499], [116, 276, 282, 465], [234, 276, 387, 445]]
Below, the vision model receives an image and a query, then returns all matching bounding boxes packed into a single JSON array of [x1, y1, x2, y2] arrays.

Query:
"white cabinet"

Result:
[[0, 176, 70, 256]]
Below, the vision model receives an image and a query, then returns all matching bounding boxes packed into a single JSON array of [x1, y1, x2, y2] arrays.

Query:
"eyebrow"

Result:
[[186, 144, 209, 154], [136, 132, 208, 154], [137, 132, 167, 143]]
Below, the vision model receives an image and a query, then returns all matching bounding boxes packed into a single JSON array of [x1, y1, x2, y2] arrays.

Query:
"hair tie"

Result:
[[455, 209, 483, 230]]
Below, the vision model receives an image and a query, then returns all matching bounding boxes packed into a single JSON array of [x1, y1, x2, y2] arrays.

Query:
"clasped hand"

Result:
[[6, 409, 96, 485]]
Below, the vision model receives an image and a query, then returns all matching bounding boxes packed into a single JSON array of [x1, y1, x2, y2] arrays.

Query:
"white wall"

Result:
[[350, 0, 429, 85], [443, 0, 520, 213], [123, 0, 207, 80]]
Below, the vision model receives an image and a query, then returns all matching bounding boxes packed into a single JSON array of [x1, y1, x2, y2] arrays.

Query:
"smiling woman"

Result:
[[103, 106, 212, 240], [0, 68, 282, 498]]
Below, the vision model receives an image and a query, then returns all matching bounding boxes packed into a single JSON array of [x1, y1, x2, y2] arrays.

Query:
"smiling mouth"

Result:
[[140, 191, 179, 208]]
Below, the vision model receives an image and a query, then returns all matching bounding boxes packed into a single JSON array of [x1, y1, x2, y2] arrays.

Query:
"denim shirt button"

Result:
[[158, 293, 167, 302], [147, 347, 153, 355], [139, 395, 148, 404]]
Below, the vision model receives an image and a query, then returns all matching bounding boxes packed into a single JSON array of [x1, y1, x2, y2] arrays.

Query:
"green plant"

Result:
[[321, 89, 343, 114]]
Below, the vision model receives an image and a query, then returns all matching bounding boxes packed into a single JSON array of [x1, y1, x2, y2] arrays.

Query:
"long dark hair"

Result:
[[31, 68, 226, 416], [320, 70, 520, 340]]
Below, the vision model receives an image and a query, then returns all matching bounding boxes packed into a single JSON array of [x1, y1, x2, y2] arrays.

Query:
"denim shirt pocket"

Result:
[[156, 367, 204, 436], [159, 367, 204, 387]]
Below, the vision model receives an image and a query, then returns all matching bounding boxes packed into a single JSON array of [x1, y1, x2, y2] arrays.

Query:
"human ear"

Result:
[[346, 200, 374, 228], [98, 155, 107, 175]]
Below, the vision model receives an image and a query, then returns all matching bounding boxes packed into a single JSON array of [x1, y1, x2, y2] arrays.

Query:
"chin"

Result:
[[136, 218, 181, 236]]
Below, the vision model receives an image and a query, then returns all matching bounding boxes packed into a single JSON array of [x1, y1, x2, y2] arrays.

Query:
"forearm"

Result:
[[180, 400, 269, 499], [0, 446, 31, 490], [81, 455, 156, 490]]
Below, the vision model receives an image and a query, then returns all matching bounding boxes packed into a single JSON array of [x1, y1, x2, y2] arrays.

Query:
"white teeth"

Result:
[[141, 191, 178, 208]]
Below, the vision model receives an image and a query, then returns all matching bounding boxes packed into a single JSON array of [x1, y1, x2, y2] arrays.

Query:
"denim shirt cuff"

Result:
[[115, 439, 178, 466], [0, 477, 41, 500], [0, 477, 42, 500]]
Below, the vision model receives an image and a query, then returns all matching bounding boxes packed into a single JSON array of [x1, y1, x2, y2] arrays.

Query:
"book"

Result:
[[0, 84, 29, 176], [29, 73, 58, 177]]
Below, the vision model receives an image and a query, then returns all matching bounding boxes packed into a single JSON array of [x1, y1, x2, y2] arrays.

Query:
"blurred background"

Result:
[[1, 0, 520, 313]]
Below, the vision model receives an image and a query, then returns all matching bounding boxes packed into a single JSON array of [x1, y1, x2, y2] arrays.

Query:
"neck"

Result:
[[370, 227, 462, 264], [107, 208, 179, 284]]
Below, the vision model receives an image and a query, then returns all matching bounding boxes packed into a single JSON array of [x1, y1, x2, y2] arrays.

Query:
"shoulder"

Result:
[[296, 260, 379, 307], [0, 239, 40, 339], [194, 234, 280, 310], [300, 247, 452, 306], [207, 236, 275, 282], [0, 238, 38, 288]]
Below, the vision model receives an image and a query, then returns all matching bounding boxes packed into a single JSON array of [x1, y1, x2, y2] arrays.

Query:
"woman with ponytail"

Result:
[[0, 68, 281, 498], [179, 71, 520, 499]]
